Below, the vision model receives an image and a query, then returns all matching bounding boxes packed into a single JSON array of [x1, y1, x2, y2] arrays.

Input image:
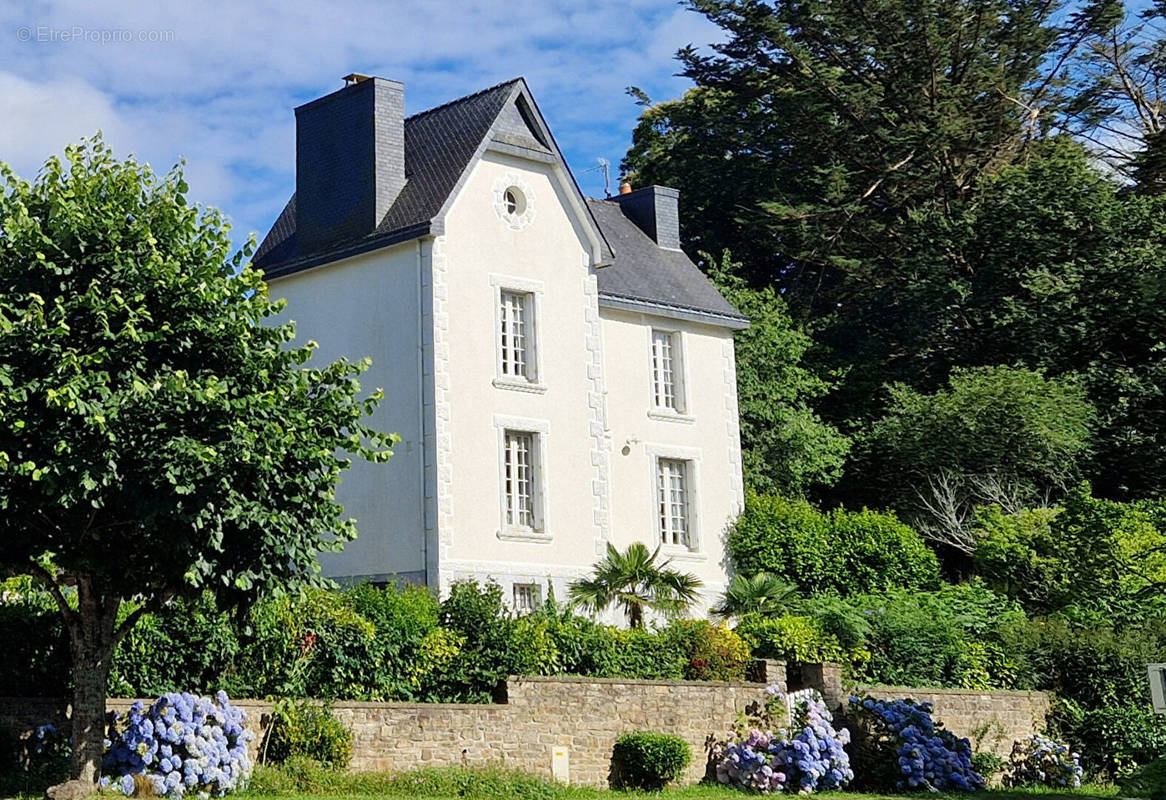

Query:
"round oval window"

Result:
[[504, 187, 525, 216]]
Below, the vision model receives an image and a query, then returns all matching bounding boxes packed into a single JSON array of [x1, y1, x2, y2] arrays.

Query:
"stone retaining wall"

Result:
[[0, 669, 1050, 785]]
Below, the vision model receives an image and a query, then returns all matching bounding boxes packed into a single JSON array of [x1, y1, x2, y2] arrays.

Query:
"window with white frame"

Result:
[[651, 330, 685, 412], [657, 458, 691, 547], [513, 583, 540, 613], [499, 290, 533, 380], [503, 429, 539, 529]]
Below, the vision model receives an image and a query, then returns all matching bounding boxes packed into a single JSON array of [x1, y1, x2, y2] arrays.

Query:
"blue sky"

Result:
[[0, 0, 720, 255]]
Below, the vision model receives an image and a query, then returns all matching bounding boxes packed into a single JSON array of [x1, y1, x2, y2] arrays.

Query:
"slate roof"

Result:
[[588, 198, 747, 325], [254, 79, 521, 272], [253, 78, 746, 328]]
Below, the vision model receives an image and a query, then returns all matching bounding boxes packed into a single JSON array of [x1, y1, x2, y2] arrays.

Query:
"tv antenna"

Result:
[[580, 158, 612, 197]]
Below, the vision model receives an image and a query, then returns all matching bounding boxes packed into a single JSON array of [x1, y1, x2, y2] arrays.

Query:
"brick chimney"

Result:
[[612, 185, 680, 250], [294, 75, 405, 254]]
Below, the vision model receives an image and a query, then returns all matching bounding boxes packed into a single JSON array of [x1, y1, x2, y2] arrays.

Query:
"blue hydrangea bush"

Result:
[[101, 691, 253, 797], [1005, 733, 1083, 788], [848, 695, 985, 792], [716, 686, 854, 793]]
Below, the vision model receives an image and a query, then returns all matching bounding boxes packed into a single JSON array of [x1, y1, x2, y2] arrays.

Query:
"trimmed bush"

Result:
[[262, 700, 353, 770], [735, 613, 846, 664], [661, 619, 751, 681], [611, 731, 691, 790], [730, 492, 940, 597]]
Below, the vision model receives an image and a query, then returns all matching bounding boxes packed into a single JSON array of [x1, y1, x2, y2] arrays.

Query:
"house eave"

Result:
[[258, 221, 434, 280], [598, 293, 750, 330]]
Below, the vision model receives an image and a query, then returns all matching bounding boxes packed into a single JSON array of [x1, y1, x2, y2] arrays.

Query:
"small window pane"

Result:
[[651, 330, 682, 411], [657, 458, 690, 547], [513, 583, 540, 612], [504, 430, 537, 528], [500, 291, 532, 380]]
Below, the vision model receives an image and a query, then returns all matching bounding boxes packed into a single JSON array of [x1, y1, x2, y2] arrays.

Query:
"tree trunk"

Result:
[[66, 576, 120, 786]]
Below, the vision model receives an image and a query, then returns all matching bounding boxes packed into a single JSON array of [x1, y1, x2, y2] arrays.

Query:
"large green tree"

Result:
[[0, 140, 395, 786], [624, 0, 1096, 308], [704, 250, 849, 496]]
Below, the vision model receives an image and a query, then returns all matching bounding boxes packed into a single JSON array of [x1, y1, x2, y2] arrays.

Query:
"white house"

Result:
[[253, 75, 748, 616]]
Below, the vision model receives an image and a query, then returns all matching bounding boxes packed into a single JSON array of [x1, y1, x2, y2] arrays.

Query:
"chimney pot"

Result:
[[619, 180, 633, 195]]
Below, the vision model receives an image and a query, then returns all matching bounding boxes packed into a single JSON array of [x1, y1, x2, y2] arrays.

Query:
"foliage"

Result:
[[848, 695, 985, 792], [0, 139, 394, 781], [345, 582, 441, 701], [568, 543, 702, 628], [712, 572, 800, 620], [261, 701, 352, 771], [102, 691, 252, 797], [730, 493, 940, 597], [623, 0, 1082, 304], [109, 593, 240, 698], [972, 752, 1007, 782], [1119, 756, 1166, 800], [735, 614, 847, 665], [703, 250, 850, 496], [1052, 701, 1166, 780], [1005, 734, 1082, 788], [858, 366, 1094, 543], [0, 582, 69, 696], [716, 688, 853, 794], [611, 731, 691, 791], [842, 583, 1023, 690], [661, 619, 751, 682]]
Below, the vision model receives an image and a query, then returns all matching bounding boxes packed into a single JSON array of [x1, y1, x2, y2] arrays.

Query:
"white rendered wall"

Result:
[[269, 244, 428, 583], [600, 308, 742, 616], [436, 151, 606, 596]]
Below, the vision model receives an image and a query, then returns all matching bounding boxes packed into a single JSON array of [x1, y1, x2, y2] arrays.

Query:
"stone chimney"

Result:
[[294, 75, 405, 254], [612, 185, 680, 250]]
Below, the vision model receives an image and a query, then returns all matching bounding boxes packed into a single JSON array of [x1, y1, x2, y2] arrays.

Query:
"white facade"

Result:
[[264, 79, 745, 617]]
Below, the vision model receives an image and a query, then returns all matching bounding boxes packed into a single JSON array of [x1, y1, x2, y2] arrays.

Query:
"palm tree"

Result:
[[568, 542, 703, 628], [712, 573, 800, 619]]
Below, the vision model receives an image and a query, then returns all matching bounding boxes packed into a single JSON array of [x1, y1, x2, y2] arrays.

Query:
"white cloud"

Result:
[[0, 0, 722, 241]]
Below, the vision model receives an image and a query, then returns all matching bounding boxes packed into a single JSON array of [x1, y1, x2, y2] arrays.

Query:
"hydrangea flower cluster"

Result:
[[716, 688, 854, 794], [849, 695, 985, 792], [101, 691, 253, 798], [1005, 734, 1082, 788]]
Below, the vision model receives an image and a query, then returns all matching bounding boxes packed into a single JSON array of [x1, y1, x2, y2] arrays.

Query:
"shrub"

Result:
[[735, 614, 846, 663], [611, 731, 691, 790], [109, 592, 239, 697], [661, 619, 751, 681], [729, 493, 939, 597], [262, 700, 353, 770], [1119, 756, 1166, 800], [971, 752, 1006, 782], [345, 582, 441, 701], [1053, 700, 1166, 779], [0, 579, 69, 696], [848, 695, 985, 792], [102, 691, 253, 798], [1004, 733, 1082, 788], [716, 688, 853, 793], [845, 583, 1022, 689]]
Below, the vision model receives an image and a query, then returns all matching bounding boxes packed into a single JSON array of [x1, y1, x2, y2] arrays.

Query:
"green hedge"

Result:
[[729, 492, 940, 596], [0, 578, 747, 702]]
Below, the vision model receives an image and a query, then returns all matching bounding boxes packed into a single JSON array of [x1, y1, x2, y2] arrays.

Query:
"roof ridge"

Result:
[[405, 77, 523, 122]]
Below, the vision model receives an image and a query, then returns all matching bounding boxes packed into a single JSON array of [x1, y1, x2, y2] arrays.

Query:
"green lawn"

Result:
[[235, 789, 1119, 800]]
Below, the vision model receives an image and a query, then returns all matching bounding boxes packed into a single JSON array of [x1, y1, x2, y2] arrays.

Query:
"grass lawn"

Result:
[[232, 765, 1121, 800]]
